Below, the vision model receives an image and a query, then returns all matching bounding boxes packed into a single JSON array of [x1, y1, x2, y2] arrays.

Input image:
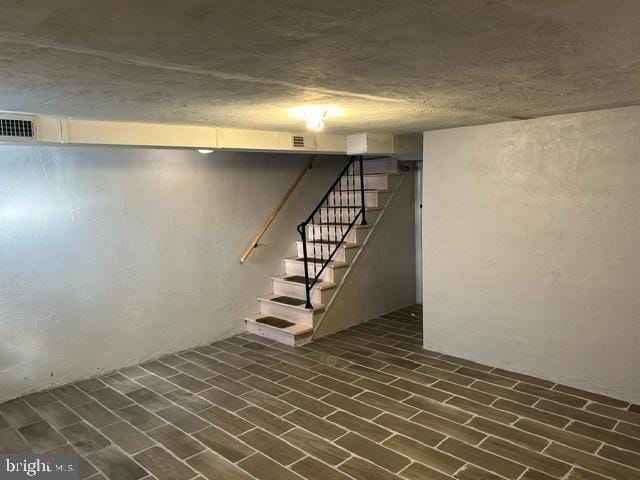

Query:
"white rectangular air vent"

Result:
[[292, 134, 316, 151], [0, 114, 37, 142], [292, 135, 305, 148]]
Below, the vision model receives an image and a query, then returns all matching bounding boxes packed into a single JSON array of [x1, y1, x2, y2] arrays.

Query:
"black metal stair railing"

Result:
[[296, 155, 367, 308]]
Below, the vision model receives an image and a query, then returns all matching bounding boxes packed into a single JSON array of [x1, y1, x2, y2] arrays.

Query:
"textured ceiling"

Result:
[[1, 0, 640, 134]]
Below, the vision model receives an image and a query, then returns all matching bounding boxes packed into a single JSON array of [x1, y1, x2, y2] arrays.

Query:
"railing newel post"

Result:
[[297, 222, 313, 309]]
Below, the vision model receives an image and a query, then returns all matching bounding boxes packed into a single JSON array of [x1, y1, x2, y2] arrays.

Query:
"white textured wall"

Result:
[[315, 169, 416, 337], [422, 106, 640, 403], [0, 146, 343, 402]]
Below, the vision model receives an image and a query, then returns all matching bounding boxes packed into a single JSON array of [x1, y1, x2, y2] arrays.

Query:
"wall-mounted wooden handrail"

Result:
[[240, 155, 316, 264]]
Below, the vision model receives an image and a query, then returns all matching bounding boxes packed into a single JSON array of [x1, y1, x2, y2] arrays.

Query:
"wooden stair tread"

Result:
[[245, 314, 312, 335], [258, 293, 325, 312], [272, 275, 336, 290]]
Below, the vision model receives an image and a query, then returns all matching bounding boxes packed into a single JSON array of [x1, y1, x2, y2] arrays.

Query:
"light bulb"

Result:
[[304, 109, 327, 132], [197, 149, 214, 154]]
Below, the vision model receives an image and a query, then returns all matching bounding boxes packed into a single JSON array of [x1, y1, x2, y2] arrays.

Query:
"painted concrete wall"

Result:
[[422, 106, 640, 403], [315, 168, 417, 337], [0, 146, 344, 402]]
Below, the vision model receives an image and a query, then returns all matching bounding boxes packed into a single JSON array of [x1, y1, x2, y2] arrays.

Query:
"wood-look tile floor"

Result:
[[1, 305, 639, 480]]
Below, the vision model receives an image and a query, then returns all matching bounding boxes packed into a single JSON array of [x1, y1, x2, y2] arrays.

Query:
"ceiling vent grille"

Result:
[[292, 134, 316, 151], [0, 114, 37, 141], [292, 135, 305, 148]]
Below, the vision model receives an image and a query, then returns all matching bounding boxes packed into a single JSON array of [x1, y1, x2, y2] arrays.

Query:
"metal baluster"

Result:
[[359, 155, 367, 225], [348, 162, 356, 224], [320, 199, 325, 281], [339, 163, 344, 240]]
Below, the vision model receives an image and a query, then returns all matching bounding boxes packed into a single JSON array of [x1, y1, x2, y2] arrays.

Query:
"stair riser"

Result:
[[258, 300, 316, 324], [296, 242, 358, 263], [307, 226, 364, 244], [245, 321, 311, 346], [284, 260, 333, 282], [327, 190, 381, 207], [283, 260, 346, 284], [318, 209, 379, 224], [272, 280, 333, 304]]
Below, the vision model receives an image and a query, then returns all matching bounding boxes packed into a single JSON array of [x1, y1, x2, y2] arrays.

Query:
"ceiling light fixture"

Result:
[[197, 149, 214, 154], [304, 109, 327, 133], [290, 105, 339, 133]]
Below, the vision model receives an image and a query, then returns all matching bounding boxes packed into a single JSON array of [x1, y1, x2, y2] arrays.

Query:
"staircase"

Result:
[[244, 156, 403, 345]]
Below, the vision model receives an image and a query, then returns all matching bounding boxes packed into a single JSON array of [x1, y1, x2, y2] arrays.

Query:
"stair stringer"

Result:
[[312, 169, 417, 339]]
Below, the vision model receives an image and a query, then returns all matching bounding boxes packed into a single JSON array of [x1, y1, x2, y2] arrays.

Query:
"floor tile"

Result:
[[291, 457, 351, 480], [239, 428, 304, 465], [2, 305, 637, 480], [193, 425, 255, 462], [60, 422, 111, 454], [90, 387, 134, 410], [513, 418, 597, 452], [163, 389, 211, 413], [325, 410, 391, 442], [545, 442, 640, 480], [148, 424, 204, 459], [480, 436, 572, 478], [282, 427, 350, 465], [567, 420, 640, 453], [199, 387, 247, 411], [196, 405, 253, 435], [401, 462, 451, 480], [338, 457, 399, 480], [322, 392, 380, 419], [412, 410, 487, 444], [598, 444, 640, 469], [236, 405, 293, 435], [88, 446, 148, 480], [283, 409, 346, 440], [336, 432, 410, 472], [382, 434, 464, 474], [100, 421, 154, 454], [141, 361, 180, 378], [188, 450, 254, 480], [136, 375, 177, 395], [440, 438, 526, 479], [241, 390, 294, 416], [100, 373, 143, 394], [238, 453, 303, 480], [279, 376, 330, 398], [50, 385, 92, 407], [127, 388, 173, 411], [18, 420, 67, 452], [206, 375, 252, 395], [280, 391, 335, 417], [73, 401, 120, 428], [134, 446, 197, 480], [116, 405, 165, 431], [156, 405, 209, 433], [373, 412, 445, 446], [537, 400, 616, 429], [23, 391, 58, 408], [75, 379, 106, 393], [355, 390, 419, 418], [34, 401, 81, 429], [242, 375, 289, 396], [0, 428, 32, 453], [0, 399, 42, 427]]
